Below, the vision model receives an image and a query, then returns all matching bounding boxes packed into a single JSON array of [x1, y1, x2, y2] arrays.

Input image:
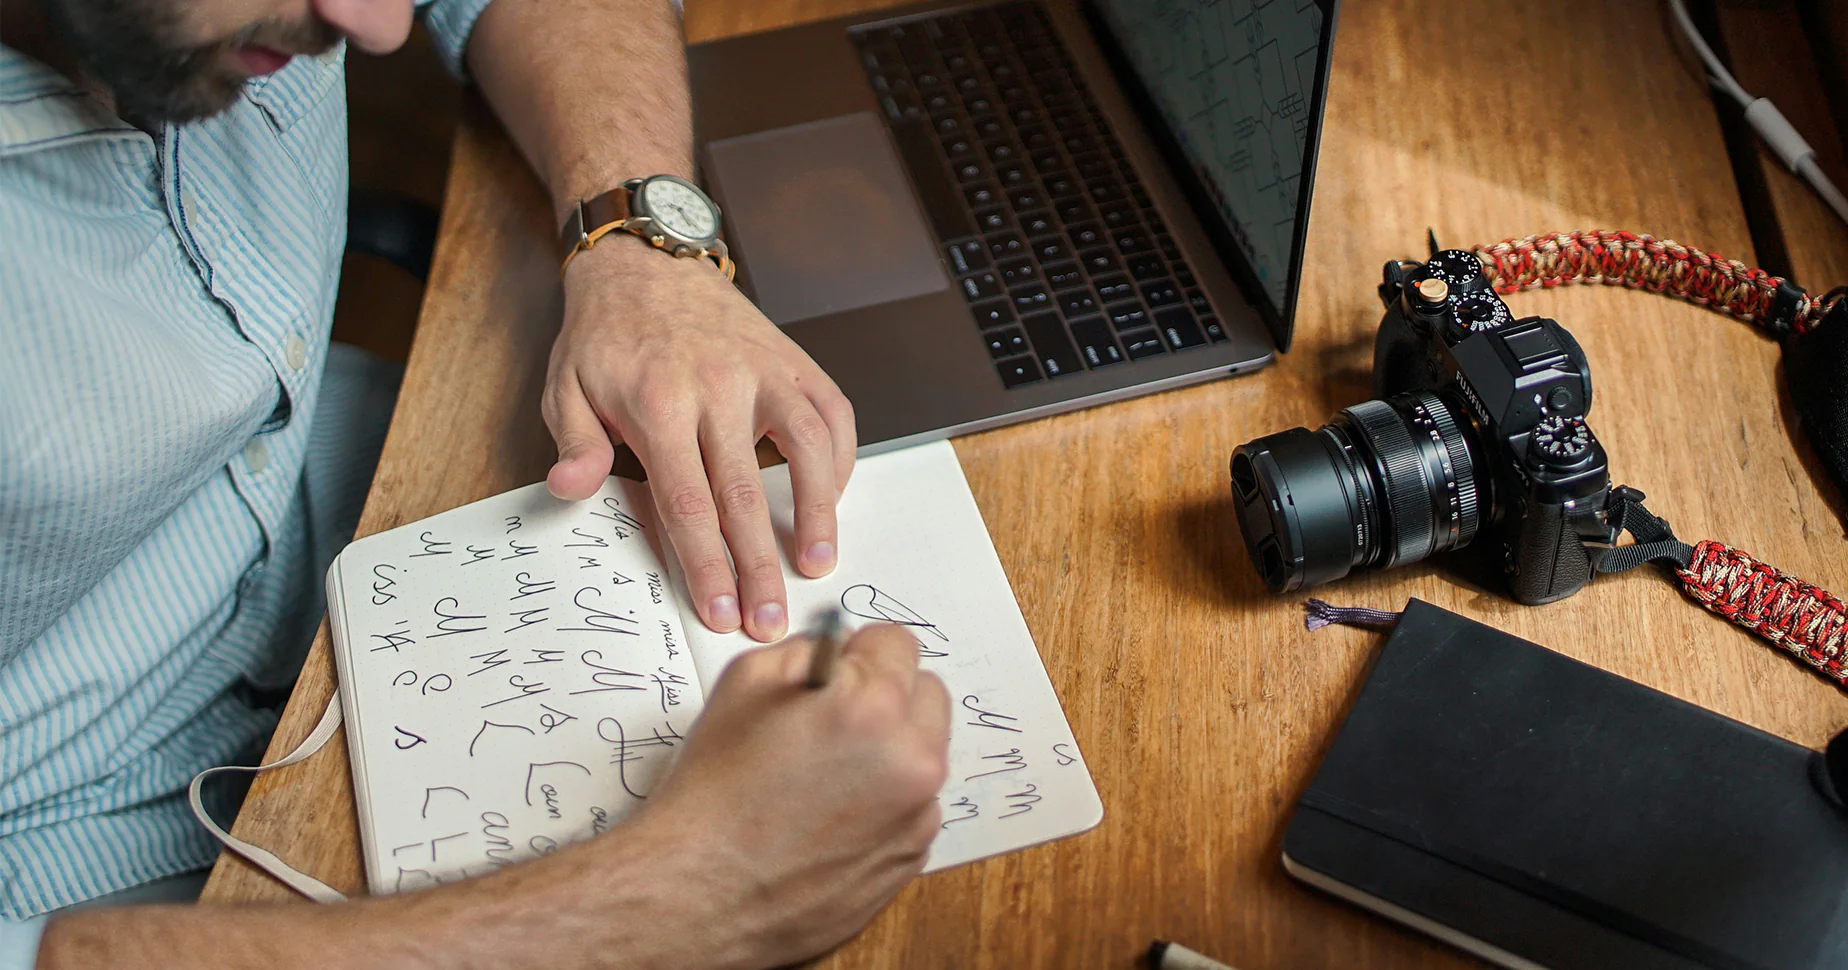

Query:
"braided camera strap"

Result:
[[1595, 488, 1848, 688], [1471, 229, 1843, 337]]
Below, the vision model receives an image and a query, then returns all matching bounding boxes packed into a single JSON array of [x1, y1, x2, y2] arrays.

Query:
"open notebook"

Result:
[[321, 441, 1102, 893]]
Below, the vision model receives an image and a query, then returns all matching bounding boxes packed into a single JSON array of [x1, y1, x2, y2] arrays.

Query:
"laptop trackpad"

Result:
[[705, 113, 949, 326]]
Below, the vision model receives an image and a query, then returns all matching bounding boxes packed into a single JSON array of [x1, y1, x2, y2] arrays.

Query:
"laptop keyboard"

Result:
[[851, 2, 1227, 390]]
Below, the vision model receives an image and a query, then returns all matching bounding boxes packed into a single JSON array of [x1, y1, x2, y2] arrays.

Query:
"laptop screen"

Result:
[[1089, 0, 1334, 343]]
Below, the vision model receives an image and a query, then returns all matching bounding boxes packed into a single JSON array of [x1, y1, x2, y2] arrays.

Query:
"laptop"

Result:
[[688, 0, 1337, 451]]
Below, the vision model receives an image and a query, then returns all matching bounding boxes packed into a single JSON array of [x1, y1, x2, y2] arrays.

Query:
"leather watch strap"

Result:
[[558, 184, 634, 267]]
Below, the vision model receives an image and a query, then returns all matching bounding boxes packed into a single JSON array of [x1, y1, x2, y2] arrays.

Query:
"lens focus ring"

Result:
[[1344, 398, 1435, 566]]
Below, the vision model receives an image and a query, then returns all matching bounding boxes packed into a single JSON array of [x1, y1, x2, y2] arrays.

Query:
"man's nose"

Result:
[[311, 0, 415, 54]]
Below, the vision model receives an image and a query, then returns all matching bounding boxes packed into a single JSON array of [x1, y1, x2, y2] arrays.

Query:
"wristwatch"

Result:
[[557, 174, 735, 279]]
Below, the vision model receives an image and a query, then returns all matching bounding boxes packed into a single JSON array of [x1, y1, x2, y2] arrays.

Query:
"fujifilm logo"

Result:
[[1455, 375, 1490, 425]]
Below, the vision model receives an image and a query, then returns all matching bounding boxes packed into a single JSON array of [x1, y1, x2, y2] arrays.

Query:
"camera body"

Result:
[[1229, 250, 1618, 604]]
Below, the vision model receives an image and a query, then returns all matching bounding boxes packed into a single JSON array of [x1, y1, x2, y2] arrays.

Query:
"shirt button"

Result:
[[243, 438, 269, 474], [284, 335, 308, 371]]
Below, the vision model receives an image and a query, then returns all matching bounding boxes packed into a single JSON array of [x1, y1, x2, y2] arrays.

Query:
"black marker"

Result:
[[803, 608, 846, 688]]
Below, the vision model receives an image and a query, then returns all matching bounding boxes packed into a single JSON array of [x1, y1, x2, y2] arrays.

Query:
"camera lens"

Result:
[[1229, 390, 1481, 592]]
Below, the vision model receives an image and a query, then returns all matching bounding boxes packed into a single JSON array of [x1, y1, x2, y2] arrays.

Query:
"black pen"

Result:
[[803, 608, 846, 688]]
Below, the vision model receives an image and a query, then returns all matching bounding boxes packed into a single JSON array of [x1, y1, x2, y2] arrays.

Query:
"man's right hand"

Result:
[[625, 623, 953, 967], [39, 625, 949, 970]]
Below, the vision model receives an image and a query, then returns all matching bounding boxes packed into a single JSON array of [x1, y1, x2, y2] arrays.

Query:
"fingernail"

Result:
[[754, 601, 786, 640], [804, 541, 836, 573], [709, 595, 741, 631]]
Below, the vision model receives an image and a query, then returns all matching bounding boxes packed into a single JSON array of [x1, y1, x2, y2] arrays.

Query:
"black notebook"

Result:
[[1284, 599, 1848, 970]]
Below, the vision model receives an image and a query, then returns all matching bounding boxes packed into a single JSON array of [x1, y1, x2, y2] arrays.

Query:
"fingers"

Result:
[[644, 423, 747, 635], [810, 383, 858, 498], [764, 392, 840, 578], [702, 412, 789, 642], [840, 624, 922, 689], [542, 371, 617, 501], [910, 671, 952, 745]]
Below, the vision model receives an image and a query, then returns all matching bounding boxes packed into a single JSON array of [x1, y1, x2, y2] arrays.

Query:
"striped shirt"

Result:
[[0, 0, 494, 921]]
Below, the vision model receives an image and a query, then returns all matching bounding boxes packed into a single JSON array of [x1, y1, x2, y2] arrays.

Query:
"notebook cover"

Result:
[[1284, 599, 1848, 970]]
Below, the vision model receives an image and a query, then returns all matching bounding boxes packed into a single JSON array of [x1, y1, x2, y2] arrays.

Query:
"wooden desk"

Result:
[[205, 2, 1848, 966]]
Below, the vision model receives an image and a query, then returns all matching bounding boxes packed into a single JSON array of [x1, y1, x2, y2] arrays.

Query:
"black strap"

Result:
[[1592, 486, 1696, 575]]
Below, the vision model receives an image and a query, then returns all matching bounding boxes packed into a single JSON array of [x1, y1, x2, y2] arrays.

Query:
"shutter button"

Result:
[[285, 334, 308, 371], [244, 438, 269, 474]]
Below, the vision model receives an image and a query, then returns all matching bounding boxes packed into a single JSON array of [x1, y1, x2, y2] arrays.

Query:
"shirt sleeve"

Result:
[[417, 0, 501, 79]]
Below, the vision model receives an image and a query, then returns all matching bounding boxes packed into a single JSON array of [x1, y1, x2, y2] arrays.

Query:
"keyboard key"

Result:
[[973, 206, 1009, 233], [1020, 312, 1083, 378], [959, 272, 1003, 302], [1186, 289, 1213, 315], [970, 298, 1013, 328], [941, 135, 977, 163], [1175, 263, 1198, 287], [1029, 148, 1062, 172], [1043, 261, 1084, 289], [1113, 230, 1150, 254], [974, 117, 1006, 141], [1127, 254, 1168, 281], [1093, 274, 1134, 302], [1073, 154, 1113, 180], [997, 257, 1038, 286], [1044, 173, 1082, 200], [1158, 234, 1183, 261], [1032, 238, 1069, 263], [934, 114, 962, 135], [965, 95, 996, 116], [1157, 307, 1206, 349], [986, 231, 1025, 259], [985, 141, 1020, 164], [1056, 287, 1098, 318], [1019, 125, 1055, 151], [1010, 284, 1053, 314], [996, 354, 1043, 388], [1069, 317, 1125, 368], [1121, 329, 1167, 360], [964, 183, 998, 208], [954, 160, 985, 182], [1007, 187, 1043, 211], [1055, 199, 1093, 224], [1202, 316, 1227, 342], [995, 161, 1031, 186], [986, 327, 1030, 358], [1098, 200, 1138, 227], [945, 239, 988, 275], [1087, 180, 1125, 204], [1129, 184, 1153, 208], [1106, 302, 1149, 331], [1141, 281, 1181, 307], [1067, 221, 1105, 249], [1078, 246, 1120, 274], [1020, 211, 1058, 238], [925, 91, 955, 114]]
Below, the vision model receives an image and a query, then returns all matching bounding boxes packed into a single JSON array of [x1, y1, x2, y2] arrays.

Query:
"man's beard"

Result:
[[41, 0, 340, 125]]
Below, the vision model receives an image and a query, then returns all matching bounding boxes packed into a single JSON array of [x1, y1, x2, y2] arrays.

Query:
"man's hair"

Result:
[[43, 0, 338, 125]]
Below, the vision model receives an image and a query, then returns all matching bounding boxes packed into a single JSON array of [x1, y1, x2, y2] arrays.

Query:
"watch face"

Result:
[[640, 178, 718, 240]]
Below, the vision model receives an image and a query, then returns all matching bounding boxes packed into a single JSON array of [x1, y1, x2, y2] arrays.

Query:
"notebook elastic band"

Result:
[[186, 694, 348, 903]]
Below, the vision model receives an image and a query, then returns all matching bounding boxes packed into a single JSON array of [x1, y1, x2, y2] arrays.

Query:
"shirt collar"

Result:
[[0, 45, 139, 157]]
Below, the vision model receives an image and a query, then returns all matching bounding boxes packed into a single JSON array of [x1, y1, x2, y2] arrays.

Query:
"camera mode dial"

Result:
[[1529, 414, 1593, 467]]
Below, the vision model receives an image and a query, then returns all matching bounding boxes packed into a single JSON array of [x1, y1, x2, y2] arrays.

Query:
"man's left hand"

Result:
[[543, 242, 856, 643]]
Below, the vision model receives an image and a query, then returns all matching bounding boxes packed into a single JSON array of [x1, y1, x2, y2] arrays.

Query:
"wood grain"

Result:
[[205, 2, 1848, 968]]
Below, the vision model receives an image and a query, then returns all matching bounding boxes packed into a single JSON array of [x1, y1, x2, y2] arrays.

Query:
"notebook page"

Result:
[[326, 479, 704, 894], [672, 440, 1104, 871]]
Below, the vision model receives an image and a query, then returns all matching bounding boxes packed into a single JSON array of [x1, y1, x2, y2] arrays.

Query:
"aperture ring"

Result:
[[1416, 392, 1479, 550], [1344, 399, 1435, 566]]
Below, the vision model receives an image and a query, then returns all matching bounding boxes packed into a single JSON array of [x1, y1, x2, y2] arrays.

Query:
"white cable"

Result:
[[1667, 0, 1848, 229]]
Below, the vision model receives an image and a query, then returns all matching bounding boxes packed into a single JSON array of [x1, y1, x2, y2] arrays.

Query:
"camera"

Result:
[[1230, 250, 1619, 605]]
